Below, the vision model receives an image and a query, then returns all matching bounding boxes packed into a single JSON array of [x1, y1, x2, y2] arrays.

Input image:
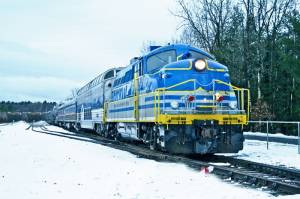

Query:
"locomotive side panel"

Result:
[[138, 92, 155, 122], [107, 97, 135, 122]]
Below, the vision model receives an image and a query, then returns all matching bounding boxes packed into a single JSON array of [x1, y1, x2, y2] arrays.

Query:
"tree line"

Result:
[[0, 101, 56, 123], [174, 0, 300, 121]]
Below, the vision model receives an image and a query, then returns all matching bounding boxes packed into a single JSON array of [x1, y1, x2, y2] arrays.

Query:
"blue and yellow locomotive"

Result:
[[55, 44, 249, 154]]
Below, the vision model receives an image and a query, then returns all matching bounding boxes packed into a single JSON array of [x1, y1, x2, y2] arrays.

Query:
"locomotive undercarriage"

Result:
[[100, 121, 244, 154], [155, 123, 243, 154], [59, 118, 244, 154], [154, 125, 244, 154]]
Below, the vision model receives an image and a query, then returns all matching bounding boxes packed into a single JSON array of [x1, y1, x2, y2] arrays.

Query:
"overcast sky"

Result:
[[0, 0, 180, 102]]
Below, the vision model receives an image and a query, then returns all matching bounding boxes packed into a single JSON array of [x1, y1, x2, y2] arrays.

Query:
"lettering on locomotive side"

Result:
[[223, 117, 238, 121], [170, 117, 186, 121], [112, 99, 131, 109]]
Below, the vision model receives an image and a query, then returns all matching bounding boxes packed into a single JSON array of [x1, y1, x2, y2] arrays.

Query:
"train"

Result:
[[51, 44, 250, 154]]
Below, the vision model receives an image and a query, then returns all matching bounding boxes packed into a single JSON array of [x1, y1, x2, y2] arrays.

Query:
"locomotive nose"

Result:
[[205, 60, 228, 72]]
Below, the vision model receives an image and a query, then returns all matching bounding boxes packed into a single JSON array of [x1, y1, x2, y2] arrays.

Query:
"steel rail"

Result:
[[210, 155, 300, 181]]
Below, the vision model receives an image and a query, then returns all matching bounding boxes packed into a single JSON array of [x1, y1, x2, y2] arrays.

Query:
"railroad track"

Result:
[[200, 155, 300, 194], [203, 155, 300, 182], [31, 125, 300, 195]]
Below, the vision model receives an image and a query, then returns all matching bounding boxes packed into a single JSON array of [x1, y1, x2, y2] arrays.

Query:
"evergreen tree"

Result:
[[278, 14, 300, 120], [174, 0, 299, 121]]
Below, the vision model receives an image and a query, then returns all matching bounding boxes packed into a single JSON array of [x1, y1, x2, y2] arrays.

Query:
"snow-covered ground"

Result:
[[244, 131, 299, 140], [220, 140, 300, 169], [0, 122, 299, 199]]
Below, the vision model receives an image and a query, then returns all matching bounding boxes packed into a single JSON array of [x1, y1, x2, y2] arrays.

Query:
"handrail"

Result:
[[157, 79, 198, 91], [157, 78, 213, 92], [214, 79, 241, 90], [214, 79, 250, 122], [103, 102, 107, 123], [153, 78, 250, 123], [154, 91, 161, 124], [157, 78, 244, 92]]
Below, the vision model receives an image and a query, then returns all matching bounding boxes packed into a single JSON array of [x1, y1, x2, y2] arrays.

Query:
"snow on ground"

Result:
[[31, 120, 50, 127], [244, 132, 299, 140], [221, 139, 300, 169], [0, 122, 299, 199]]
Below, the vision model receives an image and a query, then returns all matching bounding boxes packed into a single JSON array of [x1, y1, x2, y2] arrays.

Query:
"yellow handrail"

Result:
[[153, 79, 250, 123], [214, 79, 241, 90], [103, 102, 107, 123], [147, 77, 251, 125], [213, 79, 250, 122], [133, 72, 139, 121], [157, 79, 197, 91]]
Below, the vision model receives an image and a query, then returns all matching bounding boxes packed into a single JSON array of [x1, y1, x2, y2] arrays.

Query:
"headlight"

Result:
[[170, 101, 179, 109], [194, 59, 206, 71], [229, 101, 237, 109]]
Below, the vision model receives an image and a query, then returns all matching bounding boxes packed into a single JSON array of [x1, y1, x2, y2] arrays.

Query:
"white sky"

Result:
[[0, 0, 180, 102]]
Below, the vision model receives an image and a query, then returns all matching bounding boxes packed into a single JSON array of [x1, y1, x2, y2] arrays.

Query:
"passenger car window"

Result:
[[104, 70, 114, 80], [124, 70, 133, 82], [146, 50, 176, 73]]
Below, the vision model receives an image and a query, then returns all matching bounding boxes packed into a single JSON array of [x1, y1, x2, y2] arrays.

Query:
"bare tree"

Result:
[[173, 0, 232, 53], [140, 40, 160, 55]]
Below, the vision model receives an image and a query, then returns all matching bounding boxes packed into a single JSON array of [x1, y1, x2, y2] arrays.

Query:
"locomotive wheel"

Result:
[[114, 133, 123, 141], [95, 125, 101, 135], [150, 142, 156, 150], [74, 123, 81, 133], [104, 130, 109, 138], [149, 126, 158, 150]]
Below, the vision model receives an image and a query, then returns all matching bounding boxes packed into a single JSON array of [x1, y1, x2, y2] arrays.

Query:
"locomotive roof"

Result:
[[144, 44, 215, 60], [57, 97, 76, 109], [77, 67, 123, 96]]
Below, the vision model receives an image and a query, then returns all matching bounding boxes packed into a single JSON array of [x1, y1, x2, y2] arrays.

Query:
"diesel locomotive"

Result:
[[54, 44, 250, 154]]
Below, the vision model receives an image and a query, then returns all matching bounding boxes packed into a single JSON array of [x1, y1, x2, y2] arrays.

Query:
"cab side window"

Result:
[[146, 50, 176, 73], [104, 70, 114, 80]]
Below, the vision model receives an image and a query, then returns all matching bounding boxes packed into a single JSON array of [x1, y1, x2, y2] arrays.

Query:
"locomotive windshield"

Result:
[[146, 50, 176, 73], [189, 50, 211, 59]]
